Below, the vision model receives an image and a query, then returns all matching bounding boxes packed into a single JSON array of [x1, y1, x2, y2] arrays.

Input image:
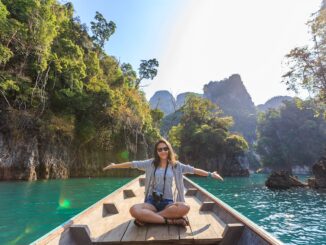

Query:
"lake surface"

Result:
[[0, 174, 325, 244]]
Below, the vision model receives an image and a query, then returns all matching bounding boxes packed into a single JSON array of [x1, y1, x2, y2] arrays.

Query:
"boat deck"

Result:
[[33, 175, 283, 245], [94, 195, 227, 244]]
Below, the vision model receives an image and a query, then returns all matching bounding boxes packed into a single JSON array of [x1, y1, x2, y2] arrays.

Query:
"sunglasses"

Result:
[[157, 147, 169, 152]]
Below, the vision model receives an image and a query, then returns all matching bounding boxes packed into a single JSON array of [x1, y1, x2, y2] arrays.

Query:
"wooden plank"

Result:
[[220, 223, 244, 245], [178, 189, 194, 243], [123, 211, 182, 243], [183, 176, 283, 245], [185, 188, 198, 196], [205, 212, 227, 239], [178, 218, 194, 242], [123, 189, 136, 198], [145, 224, 179, 242], [76, 183, 136, 239], [123, 220, 180, 243], [188, 197, 226, 239], [103, 203, 119, 216], [200, 201, 215, 211], [185, 196, 223, 243], [69, 225, 92, 245], [167, 224, 180, 241], [120, 219, 148, 242], [94, 186, 144, 242], [65, 177, 142, 240]]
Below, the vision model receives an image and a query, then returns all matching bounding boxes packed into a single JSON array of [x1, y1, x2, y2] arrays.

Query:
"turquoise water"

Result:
[[0, 177, 133, 245], [191, 174, 326, 245], [0, 174, 325, 244]]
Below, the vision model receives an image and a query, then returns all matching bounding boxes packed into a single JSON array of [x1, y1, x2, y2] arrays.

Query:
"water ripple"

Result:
[[190, 174, 326, 245]]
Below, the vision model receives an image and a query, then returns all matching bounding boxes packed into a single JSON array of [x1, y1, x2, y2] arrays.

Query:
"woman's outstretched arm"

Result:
[[102, 162, 132, 171], [194, 168, 224, 181]]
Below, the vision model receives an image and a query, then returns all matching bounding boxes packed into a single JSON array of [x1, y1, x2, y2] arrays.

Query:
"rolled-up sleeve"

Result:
[[132, 159, 152, 171], [179, 162, 195, 174]]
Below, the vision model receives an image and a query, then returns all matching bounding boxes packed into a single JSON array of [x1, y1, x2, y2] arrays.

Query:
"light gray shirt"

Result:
[[150, 165, 174, 199], [132, 159, 195, 201]]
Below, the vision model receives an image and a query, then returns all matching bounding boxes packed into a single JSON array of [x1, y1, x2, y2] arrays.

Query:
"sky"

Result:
[[67, 0, 322, 105]]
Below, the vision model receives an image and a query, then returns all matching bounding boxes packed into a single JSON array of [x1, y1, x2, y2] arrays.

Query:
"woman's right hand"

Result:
[[103, 163, 115, 171]]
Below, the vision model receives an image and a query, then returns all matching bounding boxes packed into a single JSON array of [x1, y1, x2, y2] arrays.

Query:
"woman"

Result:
[[103, 138, 223, 227]]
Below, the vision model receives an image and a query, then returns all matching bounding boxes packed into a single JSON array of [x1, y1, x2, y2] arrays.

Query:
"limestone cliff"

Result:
[[0, 110, 147, 181], [149, 90, 176, 116], [203, 74, 257, 144]]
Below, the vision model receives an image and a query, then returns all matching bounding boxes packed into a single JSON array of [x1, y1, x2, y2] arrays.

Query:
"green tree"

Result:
[[0, 0, 13, 65], [0, 0, 161, 174], [255, 98, 326, 171], [90, 11, 116, 48], [150, 108, 164, 129], [169, 95, 248, 170], [121, 63, 137, 87], [136, 59, 159, 89], [282, 6, 326, 102]]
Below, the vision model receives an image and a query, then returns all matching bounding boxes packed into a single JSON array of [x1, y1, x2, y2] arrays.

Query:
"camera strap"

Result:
[[153, 161, 169, 197]]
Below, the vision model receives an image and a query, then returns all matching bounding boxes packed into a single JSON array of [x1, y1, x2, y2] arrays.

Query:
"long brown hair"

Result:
[[153, 138, 177, 168]]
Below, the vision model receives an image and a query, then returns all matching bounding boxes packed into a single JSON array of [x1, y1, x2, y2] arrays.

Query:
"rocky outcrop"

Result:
[[203, 74, 257, 144], [157, 74, 257, 145], [221, 159, 250, 177], [156, 74, 257, 144], [257, 96, 293, 112], [183, 153, 249, 177], [149, 90, 176, 116], [265, 171, 307, 189], [0, 110, 146, 181], [0, 130, 70, 181], [311, 156, 326, 188], [149, 91, 203, 116], [0, 129, 143, 181], [220, 154, 250, 177]]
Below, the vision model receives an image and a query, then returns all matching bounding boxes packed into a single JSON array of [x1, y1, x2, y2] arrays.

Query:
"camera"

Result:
[[152, 190, 163, 203]]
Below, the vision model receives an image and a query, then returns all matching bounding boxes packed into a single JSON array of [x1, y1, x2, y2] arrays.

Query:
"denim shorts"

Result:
[[145, 195, 174, 211]]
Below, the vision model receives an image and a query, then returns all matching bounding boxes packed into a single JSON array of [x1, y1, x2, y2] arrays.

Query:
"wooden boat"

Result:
[[32, 175, 283, 245]]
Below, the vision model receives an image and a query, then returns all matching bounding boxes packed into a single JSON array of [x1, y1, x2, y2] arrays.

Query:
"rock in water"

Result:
[[312, 156, 326, 188], [308, 177, 317, 188], [265, 171, 307, 189]]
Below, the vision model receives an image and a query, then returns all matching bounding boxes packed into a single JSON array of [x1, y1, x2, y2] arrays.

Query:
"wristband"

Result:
[[208, 172, 212, 178]]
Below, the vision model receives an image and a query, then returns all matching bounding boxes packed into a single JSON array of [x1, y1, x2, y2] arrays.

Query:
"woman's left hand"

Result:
[[212, 171, 224, 181]]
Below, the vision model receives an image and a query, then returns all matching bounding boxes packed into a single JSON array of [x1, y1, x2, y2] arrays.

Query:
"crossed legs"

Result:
[[129, 202, 190, 224]]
